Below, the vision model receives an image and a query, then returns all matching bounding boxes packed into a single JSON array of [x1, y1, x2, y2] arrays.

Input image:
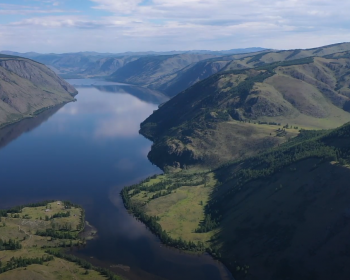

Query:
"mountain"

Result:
[[0, 48, 267, 82], [0, 52, 140, 78], [109, 43, 350, 98], [145, 52, 267, 97], [108, 54, 219, 86], [0, 54, 77, 128], [140, 55, 350, 169], [143, 42, 350, 97]]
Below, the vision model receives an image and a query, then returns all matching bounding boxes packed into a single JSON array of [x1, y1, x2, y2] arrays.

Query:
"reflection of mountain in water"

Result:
[[0, 105, 64, 150], [93, 85, 169, 105]]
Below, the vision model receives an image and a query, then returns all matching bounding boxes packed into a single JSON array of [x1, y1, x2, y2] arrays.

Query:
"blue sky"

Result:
[[0, 0, 348, 53]]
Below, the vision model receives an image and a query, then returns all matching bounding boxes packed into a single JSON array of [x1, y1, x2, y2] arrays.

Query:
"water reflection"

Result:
[[0, 80, 233, 280], [55, 87, 158, 139], [67, 78, 168, 105], [0, 104, 64, 150], [94, 85, 168, 105]]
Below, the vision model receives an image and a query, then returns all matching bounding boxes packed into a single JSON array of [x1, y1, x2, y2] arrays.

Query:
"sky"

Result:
[[0, 0, 348, 53]]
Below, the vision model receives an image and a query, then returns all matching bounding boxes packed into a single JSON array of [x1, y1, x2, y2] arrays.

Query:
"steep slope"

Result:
[[0, 55, 77, 127], [206, 123, 350, 280], [140, 56, 350, 169], [148, 59, 231, 97], [108, 54, 218, 86]]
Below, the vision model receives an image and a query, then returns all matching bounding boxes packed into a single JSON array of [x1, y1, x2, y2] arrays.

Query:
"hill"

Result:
[[0, 55, 77, 128], [108, 54, 219, 86], [140, 56, 350, 169], [124, 122, 350, 280], [144, 42, 350, 97]]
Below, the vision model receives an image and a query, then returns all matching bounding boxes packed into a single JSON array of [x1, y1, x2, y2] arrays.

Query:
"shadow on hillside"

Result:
[[211, 159, 350, 280]]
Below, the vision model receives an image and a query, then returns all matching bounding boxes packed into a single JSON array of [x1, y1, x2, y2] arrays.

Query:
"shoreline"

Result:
[[120, 177, 235, 280]]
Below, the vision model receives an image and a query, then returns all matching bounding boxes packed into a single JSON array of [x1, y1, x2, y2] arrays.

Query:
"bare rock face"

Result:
[[0, 55, 77, 127]]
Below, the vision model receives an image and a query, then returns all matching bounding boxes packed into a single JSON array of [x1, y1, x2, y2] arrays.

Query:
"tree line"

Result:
[[36, 229, 77, 240], [0, 239, 22, 251], [45, 250, 123, 280], [0, 255, 53, 274]]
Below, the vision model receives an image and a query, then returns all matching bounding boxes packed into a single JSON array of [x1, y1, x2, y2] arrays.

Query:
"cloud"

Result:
[[1, 0, 350, 52], [91, 0, 144, 14], [0, 3, 68, 15]]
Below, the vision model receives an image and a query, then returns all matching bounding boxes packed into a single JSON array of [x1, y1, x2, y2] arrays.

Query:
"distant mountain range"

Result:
[[0, 48, 267, 90]]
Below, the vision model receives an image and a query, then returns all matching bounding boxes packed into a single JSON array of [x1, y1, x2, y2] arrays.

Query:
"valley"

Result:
[[1, 42, 350, 280]]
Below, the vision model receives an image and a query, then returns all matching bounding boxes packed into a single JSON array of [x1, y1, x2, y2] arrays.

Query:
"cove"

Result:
[[0, 79, 233, 280]]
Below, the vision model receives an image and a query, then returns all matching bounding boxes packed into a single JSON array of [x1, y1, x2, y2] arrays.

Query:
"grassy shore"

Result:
[[0, 201, 122, 280], [122, 170, 217, 250]]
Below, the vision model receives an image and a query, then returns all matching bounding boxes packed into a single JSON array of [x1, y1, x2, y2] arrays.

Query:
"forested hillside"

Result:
[[205, 122, 350, 280]]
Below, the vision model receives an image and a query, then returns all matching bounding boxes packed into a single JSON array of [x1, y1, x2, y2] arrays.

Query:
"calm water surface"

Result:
[[0, 80, 232, 280]]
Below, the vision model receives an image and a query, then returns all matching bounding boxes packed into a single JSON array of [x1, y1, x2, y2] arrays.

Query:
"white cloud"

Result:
[[0, 0, 350, 52], [91, 0, 144, 14], [0, 3, 68, 15]]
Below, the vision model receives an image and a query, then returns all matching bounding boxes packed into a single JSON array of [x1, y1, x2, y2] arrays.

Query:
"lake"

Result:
[[0, 80, 233, 280]]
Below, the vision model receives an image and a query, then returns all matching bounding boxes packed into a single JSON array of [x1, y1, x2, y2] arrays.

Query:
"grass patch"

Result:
[[0, 201, 121, 280]]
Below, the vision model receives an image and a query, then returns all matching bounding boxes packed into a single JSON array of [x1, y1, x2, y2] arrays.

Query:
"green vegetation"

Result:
[[122, 172, 216, 250], [126, 122, 350, 279], [0, 201, 121, 280]]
